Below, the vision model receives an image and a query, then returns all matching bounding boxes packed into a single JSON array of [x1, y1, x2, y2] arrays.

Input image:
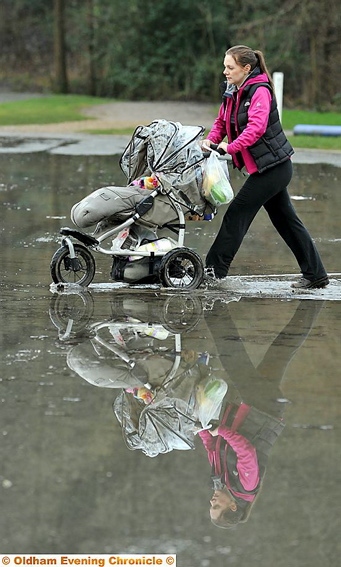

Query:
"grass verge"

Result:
[[0, 94, 109, 125]]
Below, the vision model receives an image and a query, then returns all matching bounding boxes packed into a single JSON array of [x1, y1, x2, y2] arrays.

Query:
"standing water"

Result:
[[0, 142, 340, 566]]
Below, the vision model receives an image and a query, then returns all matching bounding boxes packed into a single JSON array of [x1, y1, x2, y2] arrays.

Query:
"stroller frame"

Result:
[[50, 184, 205, 290]]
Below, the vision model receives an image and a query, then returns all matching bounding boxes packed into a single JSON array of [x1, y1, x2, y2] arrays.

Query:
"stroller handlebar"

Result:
[[210, 143, 227, 155], [202, 143, 227, 158]]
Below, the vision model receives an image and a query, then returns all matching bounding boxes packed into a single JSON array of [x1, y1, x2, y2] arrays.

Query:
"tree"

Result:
[[86, 0, 97, 96], [53, 0, 68, 93]]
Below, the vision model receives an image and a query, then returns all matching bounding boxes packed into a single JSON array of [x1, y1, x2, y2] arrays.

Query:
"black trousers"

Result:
[[204, 299, 324, 418], [205, 160, 327, 280]]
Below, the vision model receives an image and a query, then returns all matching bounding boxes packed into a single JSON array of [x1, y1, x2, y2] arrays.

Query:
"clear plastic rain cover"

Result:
[[120, 119, 208, 214]]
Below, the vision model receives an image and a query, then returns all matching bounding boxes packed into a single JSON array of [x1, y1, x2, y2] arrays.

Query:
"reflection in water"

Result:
[[49, 291, 323, 530], [50, 293, 228, 456], [202, 299, 323, 529]]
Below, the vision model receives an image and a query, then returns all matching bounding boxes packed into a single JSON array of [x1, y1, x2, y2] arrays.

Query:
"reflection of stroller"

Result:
[[49, 291, 228, 457], [50, 120, 217, 290]]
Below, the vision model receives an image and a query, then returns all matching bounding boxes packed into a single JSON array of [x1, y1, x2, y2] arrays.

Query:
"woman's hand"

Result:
[[200, 139, 212, 150], [217, 142, 228, 153], [209, 427, 220, 437]]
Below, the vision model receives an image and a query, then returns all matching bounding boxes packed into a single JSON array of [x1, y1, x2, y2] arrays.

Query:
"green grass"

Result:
[[0, 94, 109, 125], [282, 109, 341, 129], [287, 135, 341, 150]]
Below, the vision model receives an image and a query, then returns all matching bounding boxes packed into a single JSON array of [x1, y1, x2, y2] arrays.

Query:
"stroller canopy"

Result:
[[71, 120, 210, 231], [120, 119, 208, 214], [120, 119, 205, 181], [113, 392, 196, 457]]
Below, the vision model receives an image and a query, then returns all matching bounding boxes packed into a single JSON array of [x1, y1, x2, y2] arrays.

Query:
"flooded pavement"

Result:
[[0, 144, 341, 566]]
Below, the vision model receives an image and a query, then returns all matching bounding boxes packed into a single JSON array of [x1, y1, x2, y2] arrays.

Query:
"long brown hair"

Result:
[[211, 480, 265, 529], [225, 45, 274, 91]]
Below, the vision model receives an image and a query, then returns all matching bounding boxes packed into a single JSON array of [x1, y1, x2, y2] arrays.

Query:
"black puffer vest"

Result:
[[237, 82, 294, 173]]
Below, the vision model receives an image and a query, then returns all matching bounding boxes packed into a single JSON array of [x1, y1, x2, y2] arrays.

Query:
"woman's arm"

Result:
[[198, 429, 216, 451], [217, 425, 260, 490]]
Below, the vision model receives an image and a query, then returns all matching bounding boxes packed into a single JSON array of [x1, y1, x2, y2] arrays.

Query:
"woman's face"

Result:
[[209, 489, 237, 520], [223, 54, 251, 87]]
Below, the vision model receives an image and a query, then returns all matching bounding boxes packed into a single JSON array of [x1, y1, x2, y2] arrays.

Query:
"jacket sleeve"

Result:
[[198, 430, 216, 466], [206, 103, 227, 144], [227, 87, 271, 155], [217, 425, 260, 491]]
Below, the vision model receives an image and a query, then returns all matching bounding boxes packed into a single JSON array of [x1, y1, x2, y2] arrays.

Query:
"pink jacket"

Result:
[[207, 73, 272, 174], [199, 403, 260, 501]]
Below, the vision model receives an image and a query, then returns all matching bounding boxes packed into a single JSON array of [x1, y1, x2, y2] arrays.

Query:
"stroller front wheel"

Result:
[[50, 244, 96, 287], [159, 248, 204, 290]]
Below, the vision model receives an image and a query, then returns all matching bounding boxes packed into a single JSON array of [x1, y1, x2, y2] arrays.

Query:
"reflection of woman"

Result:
[[200, 416, 258, 525], [201, 300, 323, 528], [199, 402, 284, 528]]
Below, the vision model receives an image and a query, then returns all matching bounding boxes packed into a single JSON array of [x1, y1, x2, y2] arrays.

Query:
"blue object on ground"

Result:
[[293, 124, 341, 136]]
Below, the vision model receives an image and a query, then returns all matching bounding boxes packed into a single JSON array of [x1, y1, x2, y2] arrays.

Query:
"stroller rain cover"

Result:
[[120, 119, 209, 215], [71, 120, 210, 231], [113, 391, 197, 457]]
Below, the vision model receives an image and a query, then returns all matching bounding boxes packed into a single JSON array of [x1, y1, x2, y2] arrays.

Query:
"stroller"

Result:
[[50, 120, 228, 290]]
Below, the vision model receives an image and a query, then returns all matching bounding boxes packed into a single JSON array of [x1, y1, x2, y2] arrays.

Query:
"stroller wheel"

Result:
[[159, 248, 204, 290], [49, 290, 94, 338], [160, 295, 203, 333], [50, 244, 96, 287]]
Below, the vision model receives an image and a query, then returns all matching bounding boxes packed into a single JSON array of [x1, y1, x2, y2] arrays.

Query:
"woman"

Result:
[[203, 45, 329, 289]]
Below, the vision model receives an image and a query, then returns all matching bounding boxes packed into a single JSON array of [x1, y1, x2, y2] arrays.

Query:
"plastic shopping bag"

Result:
[[201, 150, 234, 207], [195, 376, 228, 429]]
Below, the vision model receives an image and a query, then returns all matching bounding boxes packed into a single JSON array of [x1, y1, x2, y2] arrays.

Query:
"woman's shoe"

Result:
[[203, 267, 217, 281], [291, 276, 329, 289]]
